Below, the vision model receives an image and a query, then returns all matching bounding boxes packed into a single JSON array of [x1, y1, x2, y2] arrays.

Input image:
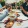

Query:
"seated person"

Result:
[[20, 0, 28, 17], [0, 8, 8, 21], [11, 2, 15, 9], [0, 6, 12, 21], [12, 3, 15, 7], [6, 6, 12, 12]]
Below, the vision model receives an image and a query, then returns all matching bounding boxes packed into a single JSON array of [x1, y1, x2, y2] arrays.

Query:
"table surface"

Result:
[[0, 9, 28, 28], [12, 21, 28, 28], [2, 9, 28, 22]]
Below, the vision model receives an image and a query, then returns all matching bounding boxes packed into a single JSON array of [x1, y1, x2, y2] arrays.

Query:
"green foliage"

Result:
[[2, 0, 5, 2], [17, 1, 23, 6]]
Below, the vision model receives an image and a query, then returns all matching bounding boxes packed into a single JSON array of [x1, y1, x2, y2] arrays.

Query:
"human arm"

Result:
[[20, 6, 27, 15]]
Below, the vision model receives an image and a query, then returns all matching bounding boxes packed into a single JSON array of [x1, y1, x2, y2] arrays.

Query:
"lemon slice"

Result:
[[16, 23, 21, 26]]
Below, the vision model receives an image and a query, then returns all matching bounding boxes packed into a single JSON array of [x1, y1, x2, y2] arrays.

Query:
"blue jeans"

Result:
[[0, 9, 8, 21], [0, 12, 8, 21]]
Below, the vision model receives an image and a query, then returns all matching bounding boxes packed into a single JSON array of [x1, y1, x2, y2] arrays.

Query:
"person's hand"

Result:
[[0, 9, 3, 12], [20, 6, 23, 10], [24, 11, 27, 15], [2, 6, 6, 9], [20, 6, 28, 15], [16, 6, 18, 9], [27, 12, 28, 15], [25, 12, 28, 15]]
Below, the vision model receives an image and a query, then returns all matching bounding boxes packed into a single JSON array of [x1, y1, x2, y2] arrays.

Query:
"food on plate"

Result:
[[8, 11, 15, 15], [4, 18, 10, 24], [15, 18, 18, 21], [16, 14, 20, 17], [15, 18, 20, 21], [16, 22, 21, 26], [8, 11, 17, 21], [10, 11, 15, 13], [15, 18, 21, 26], [15, 18, 22, 23], [10, 16, 15, 18], [15, 12, 18, 14], [15, 12, 20, 17], [5, 22, 14, 28], [8, 11, 15, 16]]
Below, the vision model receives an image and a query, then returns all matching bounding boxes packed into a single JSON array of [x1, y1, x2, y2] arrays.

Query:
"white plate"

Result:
[[12, 21, 28, 28], [12, 9, 21, 12], [0, 22, 5, 28]]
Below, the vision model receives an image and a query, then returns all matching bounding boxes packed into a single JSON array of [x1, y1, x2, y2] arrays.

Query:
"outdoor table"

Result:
[[0, 9, 28, 28]]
